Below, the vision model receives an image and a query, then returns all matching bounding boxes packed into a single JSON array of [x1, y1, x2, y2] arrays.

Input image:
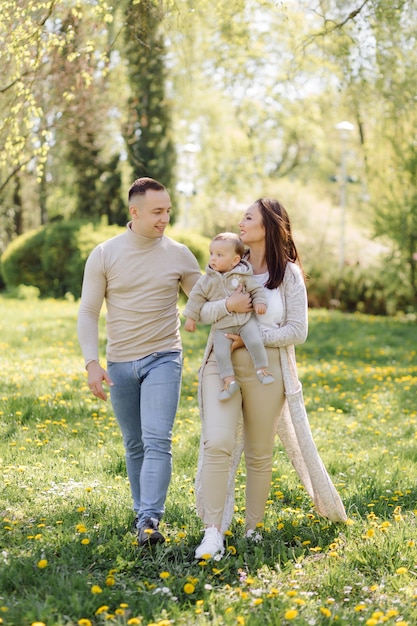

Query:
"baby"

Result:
[[184, 232, 274, 400]]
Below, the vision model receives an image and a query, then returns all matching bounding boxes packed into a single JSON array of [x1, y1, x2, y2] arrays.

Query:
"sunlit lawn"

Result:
[[1, 294, 417, 626]]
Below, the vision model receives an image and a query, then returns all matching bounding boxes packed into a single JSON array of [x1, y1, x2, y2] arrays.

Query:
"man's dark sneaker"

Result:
[[137, 517, 165, 547], [132, 516, 139, 532]]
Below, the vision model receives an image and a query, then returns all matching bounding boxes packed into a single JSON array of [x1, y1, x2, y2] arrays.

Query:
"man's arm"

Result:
[[77, 247, 113, 400]]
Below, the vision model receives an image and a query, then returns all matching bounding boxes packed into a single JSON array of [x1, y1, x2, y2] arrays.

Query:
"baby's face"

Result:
[[209, 240, 239, 273]]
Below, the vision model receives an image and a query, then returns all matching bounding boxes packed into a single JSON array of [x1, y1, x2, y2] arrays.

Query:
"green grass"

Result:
[[1, 296, 417, 626]]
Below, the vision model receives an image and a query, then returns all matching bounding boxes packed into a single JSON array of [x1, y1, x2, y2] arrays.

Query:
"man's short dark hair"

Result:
[[128, 177, 166, 202]]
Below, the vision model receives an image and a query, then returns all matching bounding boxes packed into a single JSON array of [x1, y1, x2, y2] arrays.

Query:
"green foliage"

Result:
[[306, 257, 417, 316], [122, 0, 177, 215], [1, 299, 417, 625], [1, 221, 123, 299]]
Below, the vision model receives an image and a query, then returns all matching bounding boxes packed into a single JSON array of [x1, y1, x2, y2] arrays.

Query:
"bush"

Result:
[[0, 222, 210, 300], [306, 258, 416, 316], [1, 221, 123, 299]]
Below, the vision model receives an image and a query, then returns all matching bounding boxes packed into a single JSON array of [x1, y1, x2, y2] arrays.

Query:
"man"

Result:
[[77, 177, 201, 546]]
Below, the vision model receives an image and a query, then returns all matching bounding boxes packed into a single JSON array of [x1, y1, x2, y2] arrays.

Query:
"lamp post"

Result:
[[335, 121, 354, 270]]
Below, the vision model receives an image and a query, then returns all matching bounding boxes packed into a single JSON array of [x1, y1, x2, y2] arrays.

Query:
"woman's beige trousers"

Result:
[[200, 346, 285, 531]]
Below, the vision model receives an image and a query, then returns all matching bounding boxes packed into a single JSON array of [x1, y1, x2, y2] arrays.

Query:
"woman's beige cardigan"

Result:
[[195, 262, 347, 533]]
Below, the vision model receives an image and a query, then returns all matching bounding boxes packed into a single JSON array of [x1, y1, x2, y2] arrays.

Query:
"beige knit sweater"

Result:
[[77, 223, 201, 364], [195, 262, 347, 531]]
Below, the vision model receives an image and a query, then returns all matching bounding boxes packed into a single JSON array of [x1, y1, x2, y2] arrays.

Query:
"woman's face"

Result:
[[239, 203, 265, 246]]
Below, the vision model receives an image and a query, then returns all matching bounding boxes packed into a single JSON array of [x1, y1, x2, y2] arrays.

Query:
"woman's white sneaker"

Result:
[[195, 527, 224, 559]]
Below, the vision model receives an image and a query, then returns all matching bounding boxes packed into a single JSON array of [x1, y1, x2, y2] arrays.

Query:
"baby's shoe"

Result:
[[256, 369, 275, 385], [219, 380, 240, 401]]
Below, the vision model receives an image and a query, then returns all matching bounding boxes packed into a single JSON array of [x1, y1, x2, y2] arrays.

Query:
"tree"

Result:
[[122, 0, 177, 205], [0, 0, 119, 231]]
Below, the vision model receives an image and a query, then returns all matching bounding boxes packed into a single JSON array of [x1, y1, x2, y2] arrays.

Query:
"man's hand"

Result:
[[86, 361, 113, 401], [226, 284, 252, 313]]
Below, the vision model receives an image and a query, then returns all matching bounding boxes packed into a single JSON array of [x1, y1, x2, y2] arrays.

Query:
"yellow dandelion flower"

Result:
[[81, 538, 90, 545], [228, 545, 237, 555], [106, 576, 115, 586], [76, 524, 87, 533], [385, 609, 399, 617], [365, 528, 375, 538], [320, 607, 331, 617], [286, 590, 297, 597], [396, 567, 408, 575], [237, 617, 245, 625], [95, 606, 109, 615], [354, 604, 366, 612], [184, 583, 195, 594], [31, 623, 46, 626], [127, 618, 142, 625], [159, 571, 170, 579], [284, 609, 298, 620], [115, 609, 125, 615], [78, 620, 92, 626], [253, 598, 263, 606], [91, 585, 103, 594], [37, 559, 48, 569], [395, 621, 408, 626], [365, 619, 378, 626]]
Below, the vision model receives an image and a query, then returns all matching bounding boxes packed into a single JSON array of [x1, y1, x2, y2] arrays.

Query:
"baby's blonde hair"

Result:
[[212, 232, 245, 258]]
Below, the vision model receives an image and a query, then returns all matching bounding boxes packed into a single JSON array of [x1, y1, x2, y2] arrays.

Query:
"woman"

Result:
[[194, 197, 347, 559]]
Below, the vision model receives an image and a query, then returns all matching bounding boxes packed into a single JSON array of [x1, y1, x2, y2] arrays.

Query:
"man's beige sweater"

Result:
[[77, 224, 201, 364]]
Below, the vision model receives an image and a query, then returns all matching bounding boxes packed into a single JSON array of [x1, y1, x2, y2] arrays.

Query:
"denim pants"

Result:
[[108, 351, 183, 526]]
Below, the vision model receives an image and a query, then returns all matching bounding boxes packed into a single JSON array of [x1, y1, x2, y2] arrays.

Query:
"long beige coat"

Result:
[[195, 262, 347, 533]]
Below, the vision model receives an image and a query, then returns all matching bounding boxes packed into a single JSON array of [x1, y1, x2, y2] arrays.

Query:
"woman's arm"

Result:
[[261, 264, 308, 348]]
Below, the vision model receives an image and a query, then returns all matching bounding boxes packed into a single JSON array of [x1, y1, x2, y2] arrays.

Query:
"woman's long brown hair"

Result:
[[256, 198, 304, 290]]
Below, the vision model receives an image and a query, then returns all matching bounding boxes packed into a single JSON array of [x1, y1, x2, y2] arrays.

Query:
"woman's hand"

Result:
[[226, 284, 252, 313], [225, 333, 245, 352]]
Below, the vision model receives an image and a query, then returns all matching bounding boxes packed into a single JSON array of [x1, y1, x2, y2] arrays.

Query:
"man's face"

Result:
[[129, 189, 171, 238]]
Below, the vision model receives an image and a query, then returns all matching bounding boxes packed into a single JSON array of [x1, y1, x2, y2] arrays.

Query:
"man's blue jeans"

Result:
[[108, 351, 183, 526]]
